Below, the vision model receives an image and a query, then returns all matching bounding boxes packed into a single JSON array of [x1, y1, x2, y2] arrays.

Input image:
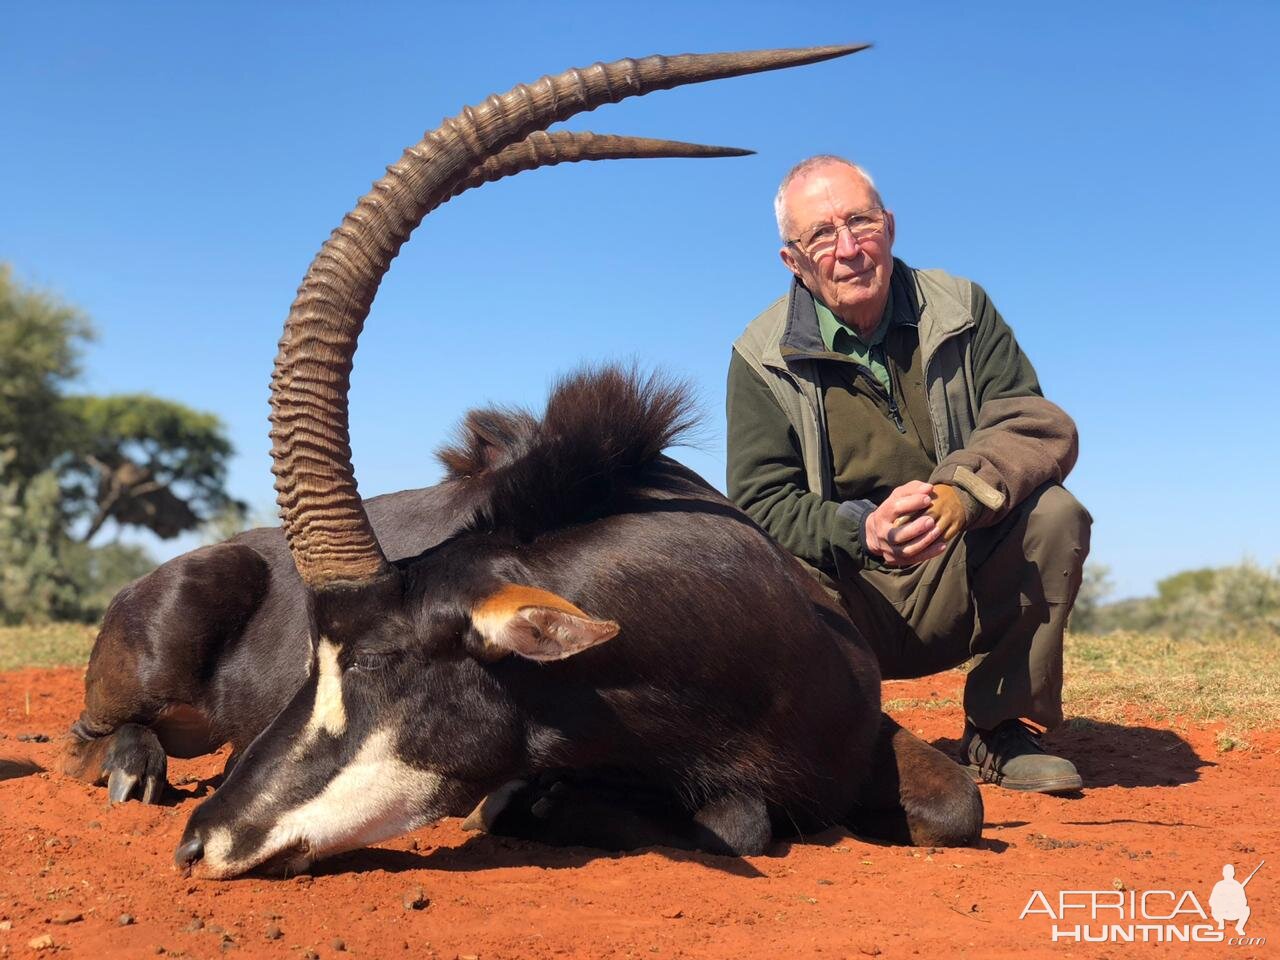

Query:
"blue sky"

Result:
[[3, 2, 1277, 601]]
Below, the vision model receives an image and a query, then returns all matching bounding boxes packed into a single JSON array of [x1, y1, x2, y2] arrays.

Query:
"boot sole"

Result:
[[963, 764, 1083, 794]]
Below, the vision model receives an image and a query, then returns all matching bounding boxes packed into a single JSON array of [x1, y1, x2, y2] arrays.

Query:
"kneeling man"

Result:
[[727, 155, 1090, 793]]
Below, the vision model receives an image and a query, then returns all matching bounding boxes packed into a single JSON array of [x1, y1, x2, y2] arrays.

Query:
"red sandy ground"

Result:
[[1, 666, 1275, 960]]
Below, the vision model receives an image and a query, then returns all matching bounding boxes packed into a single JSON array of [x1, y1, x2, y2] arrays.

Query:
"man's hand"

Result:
[[863, 481, 949, 568], [925, 483, 968, 542]]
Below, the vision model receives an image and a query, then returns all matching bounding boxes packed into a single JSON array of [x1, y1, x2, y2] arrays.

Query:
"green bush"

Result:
[[1086, 561, 1280, 637], [0, 463, 80, 624], [1, 264, 237, 624]]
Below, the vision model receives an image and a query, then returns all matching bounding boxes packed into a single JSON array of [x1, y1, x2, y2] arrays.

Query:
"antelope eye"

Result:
[[349, 650, 392, 672]]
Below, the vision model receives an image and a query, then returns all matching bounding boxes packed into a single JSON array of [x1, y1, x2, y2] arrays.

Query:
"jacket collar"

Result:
[[778, 258, 919, 362], [778, 278, 827, 358]]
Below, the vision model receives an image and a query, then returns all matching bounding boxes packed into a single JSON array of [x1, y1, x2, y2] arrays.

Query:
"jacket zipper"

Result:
[[884, 349, 907, 434], [886, 392, 906, 434], [849, 363, 906, 434]]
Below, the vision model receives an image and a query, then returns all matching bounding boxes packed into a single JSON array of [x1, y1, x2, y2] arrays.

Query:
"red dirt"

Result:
[[1, 667, 1275, 959]]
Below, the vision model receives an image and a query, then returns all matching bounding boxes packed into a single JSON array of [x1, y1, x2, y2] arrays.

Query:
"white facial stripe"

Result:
[[308, 638, 347, 737], [199, 728, 444, 879], [203, 825, 236, 869]]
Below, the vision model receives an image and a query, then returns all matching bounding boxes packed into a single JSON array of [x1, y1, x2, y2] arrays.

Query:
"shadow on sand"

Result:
[[931, 717, 1210, 790], [319, 832, 768, 879], [0, 757, 44, 781]]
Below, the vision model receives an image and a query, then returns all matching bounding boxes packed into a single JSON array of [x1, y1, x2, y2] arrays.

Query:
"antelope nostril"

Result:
[[174, 834, 205, 870]]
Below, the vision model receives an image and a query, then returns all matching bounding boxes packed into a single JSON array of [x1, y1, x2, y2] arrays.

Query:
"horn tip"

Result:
[[799, 42, 873, 58], [721, 42, 872, 73], [680, 142, 756, 158]]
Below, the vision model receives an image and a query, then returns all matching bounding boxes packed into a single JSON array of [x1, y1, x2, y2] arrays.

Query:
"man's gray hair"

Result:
[[774, 155, 883, 242]]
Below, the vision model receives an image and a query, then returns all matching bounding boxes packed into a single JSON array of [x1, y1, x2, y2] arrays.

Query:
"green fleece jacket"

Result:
[[726, 259, 1079, 575]]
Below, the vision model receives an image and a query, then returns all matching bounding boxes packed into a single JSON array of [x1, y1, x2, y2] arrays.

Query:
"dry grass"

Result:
[[881, 695, 960, 712], [1064, 628, 1280, 734], [0, 622, 96, 672], [0, 623, 1276, 739]]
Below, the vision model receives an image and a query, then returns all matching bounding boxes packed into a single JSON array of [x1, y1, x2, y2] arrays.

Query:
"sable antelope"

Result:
[[64, 45, 983, 879]]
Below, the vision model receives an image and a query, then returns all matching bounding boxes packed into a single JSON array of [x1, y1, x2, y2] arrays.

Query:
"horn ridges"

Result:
[[269, 45, 868, 586]]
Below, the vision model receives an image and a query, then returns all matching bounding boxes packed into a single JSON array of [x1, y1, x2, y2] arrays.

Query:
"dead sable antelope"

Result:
[[64, 45, 983, 878]]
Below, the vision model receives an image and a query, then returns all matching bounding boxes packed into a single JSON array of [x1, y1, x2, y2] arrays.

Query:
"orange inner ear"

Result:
[[472, 583, 594, 623]]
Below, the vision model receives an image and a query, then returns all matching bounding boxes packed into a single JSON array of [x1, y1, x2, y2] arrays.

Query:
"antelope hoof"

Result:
[[103, 724, 168, 805], [461, 778, 530, 832]]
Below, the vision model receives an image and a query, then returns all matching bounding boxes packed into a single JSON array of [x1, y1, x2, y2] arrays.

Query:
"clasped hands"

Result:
[[862, 480, 967, 568]]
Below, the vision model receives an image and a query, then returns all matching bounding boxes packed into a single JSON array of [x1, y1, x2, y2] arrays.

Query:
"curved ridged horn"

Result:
[[269, 44, 868, 587], [452, 130, 752, 199]]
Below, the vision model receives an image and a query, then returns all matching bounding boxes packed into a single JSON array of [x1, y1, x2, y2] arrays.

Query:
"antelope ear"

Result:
[[471, 584, 619, 662]]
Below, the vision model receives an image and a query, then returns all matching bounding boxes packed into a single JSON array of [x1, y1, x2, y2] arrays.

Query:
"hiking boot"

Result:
[[962, 719, 1083, 794]]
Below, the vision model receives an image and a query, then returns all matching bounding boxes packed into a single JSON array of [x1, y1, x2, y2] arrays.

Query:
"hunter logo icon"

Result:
[[1209, 860, 1264, 936], [1019, 855, 1268, 944]]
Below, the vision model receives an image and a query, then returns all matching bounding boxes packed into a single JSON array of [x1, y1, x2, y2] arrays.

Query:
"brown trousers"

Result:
[[809, 484, 1091, 730]]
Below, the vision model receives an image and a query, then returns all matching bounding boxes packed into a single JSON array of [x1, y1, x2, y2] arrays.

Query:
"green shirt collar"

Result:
[[813, 288, 893, 355]]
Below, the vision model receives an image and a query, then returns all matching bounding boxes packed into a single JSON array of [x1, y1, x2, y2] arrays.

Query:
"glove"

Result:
[[925, 483, 967, 542]]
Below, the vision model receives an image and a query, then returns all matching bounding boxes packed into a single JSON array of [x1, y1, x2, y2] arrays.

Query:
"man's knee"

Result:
[[1028, 485, 1091, 546], [1023, 485, 1091, 600]]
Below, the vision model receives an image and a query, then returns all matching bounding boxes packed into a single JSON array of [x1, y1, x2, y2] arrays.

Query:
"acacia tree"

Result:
[[0, 267, 92, 621], [0, 264, 243, 622], [0, 265, 90, 478], [62, 394, 246, 543]]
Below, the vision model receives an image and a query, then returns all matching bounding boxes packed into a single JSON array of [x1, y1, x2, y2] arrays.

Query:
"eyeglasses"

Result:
[[787, 208, 886, 259]]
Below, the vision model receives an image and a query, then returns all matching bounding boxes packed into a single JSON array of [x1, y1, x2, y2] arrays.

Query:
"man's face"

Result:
[[778, 164, 895, 330]]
